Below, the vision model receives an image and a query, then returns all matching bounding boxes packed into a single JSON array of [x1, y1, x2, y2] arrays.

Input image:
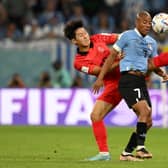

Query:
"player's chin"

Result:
[[145, 29, 151, 33], [141, 28, 150, 35], [83, 42, 90, 47]]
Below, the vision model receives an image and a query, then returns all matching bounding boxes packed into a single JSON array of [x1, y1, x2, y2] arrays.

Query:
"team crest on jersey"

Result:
[[147, 43, 152, 50], [98, 46, 105, 52]]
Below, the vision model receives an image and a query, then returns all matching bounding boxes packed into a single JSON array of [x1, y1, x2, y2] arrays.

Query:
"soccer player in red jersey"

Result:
[[64, 20, 146, 161]]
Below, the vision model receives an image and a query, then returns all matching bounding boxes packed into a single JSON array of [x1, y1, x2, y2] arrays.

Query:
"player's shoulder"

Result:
[[145, 35, 157, 44], [145, 35, 155, 41], [90, 34, 99, 43], [91, 33, 110, 38], [118, 29, 133, 39], [122, 29, 134, 35], [90, 33, 114, 42]]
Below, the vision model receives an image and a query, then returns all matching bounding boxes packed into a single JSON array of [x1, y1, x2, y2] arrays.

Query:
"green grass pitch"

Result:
[[0, 126, 168, 168]]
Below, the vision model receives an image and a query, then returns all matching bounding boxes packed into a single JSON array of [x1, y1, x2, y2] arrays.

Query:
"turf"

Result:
[[0, 126, 167, 168]]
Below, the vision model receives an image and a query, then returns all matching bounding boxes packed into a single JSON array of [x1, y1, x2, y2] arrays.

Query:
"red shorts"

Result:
[[97, 83, 122, 106]]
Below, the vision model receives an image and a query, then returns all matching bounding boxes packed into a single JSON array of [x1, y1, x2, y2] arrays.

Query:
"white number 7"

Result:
[[134, 88, 141, 102]]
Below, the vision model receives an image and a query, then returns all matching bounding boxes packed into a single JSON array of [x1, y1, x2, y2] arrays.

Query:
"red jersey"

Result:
[[153, 52, 168, 67], [74, 33, 120, 85]]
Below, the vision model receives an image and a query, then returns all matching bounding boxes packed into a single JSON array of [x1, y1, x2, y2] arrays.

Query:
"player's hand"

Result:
[[117, 52, 124, 60], [92, 79, 104, 94], [162, 73, 168, 83]]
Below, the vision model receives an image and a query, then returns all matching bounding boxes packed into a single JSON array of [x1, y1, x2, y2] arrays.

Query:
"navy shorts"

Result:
[[118, 73, 151, 108]]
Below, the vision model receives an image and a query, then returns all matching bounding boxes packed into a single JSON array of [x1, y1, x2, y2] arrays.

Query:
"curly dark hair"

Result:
[[64, 20, 83, 40]]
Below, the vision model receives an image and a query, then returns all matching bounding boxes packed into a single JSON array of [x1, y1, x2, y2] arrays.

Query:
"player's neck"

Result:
[[77, 42, 93, 54], [78, 42, 91, 52], [78, 46, 90, 52]]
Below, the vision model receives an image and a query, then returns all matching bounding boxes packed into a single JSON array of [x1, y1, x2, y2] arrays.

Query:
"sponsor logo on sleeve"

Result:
[[81, 66, 89, 73]]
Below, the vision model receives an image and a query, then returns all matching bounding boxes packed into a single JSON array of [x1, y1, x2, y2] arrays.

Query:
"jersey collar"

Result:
[[134, 28, 143, 37], [134, 28, 147, 38]]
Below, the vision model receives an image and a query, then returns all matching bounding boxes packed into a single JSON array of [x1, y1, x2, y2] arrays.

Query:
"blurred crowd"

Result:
[[0, 0, 168, 41], [0, 0, 168, 88], [7, 59, 83, 88]]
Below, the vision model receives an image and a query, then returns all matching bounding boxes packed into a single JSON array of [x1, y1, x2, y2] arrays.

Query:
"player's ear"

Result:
[[71, 38, 77, 45]]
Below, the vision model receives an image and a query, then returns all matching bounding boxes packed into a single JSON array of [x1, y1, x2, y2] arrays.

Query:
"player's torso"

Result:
[[75, 41, 120, 84], [76, 42, 110, 66], [119, 30, 157, 72]]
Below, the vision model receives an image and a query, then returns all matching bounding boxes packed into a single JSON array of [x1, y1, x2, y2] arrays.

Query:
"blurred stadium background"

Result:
[[0, 0, 168, 167], [0, 0, 167, 126]]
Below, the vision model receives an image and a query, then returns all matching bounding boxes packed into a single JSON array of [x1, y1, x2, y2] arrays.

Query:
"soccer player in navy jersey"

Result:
[[93, 11, 168, 161]]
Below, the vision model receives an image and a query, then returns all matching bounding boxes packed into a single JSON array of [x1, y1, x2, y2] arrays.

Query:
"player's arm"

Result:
[[148, 52, 168, 70], [152, 52, 168, 68], [97, 48, 119, 79], [148, 52, 168, 81], [148, 59, 168, 81], [148, 39, 168, 81], [153, 67, 167, 77], [74, 61, 120, 76], [92, 48, 119, 93], [74, 60, 101, 76], [153, 67, 168, 82], [92, 60, 120, 75], [89, 66, 101, 75]]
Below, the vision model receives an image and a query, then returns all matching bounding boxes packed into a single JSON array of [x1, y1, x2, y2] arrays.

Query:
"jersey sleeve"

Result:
[[74, 60, 95, 75], [90, 33, 118, 44], [113, 32, 127, 52]]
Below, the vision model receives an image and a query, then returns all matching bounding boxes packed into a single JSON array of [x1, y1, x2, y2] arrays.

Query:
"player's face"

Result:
[[74, 28, 90, 47], [137, 15, 152, 36]]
